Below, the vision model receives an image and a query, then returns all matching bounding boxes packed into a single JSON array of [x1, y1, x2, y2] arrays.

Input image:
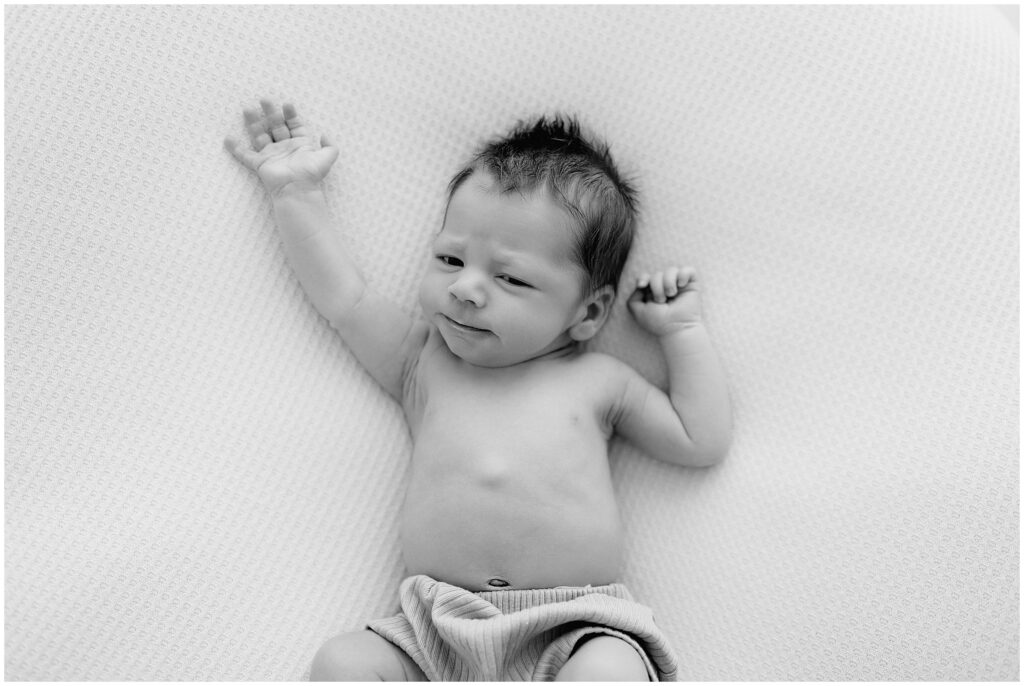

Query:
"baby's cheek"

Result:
[[513, 303, 558, 343], [417, 274, 441, 313]]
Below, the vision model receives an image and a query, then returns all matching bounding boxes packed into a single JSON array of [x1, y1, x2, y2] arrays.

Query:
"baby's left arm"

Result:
[[611, 267, 733, 467]]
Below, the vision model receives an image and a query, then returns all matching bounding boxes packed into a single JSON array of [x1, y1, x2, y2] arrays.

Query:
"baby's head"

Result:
[[449, 116, 638, 296], [419, 116, 638, 367]]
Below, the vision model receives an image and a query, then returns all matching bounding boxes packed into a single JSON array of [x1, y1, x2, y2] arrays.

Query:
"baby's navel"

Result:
[[487, 577, 511, 588]]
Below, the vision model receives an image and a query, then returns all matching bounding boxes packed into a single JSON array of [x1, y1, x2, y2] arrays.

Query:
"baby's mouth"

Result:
[[442, 314, 492, 335]]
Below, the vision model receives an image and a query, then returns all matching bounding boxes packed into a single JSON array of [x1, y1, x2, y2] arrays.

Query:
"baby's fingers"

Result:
[[631, 272, 670, 303], [629, 273, 651, 302], [224, 135, 259, 171], [261, 99, 291, 143], [677, 267, 699, 292], [244, 107, 273, 151], [662, 267, 681, 300], [645, 271, 673, 303], [282, 102, 313, 140]]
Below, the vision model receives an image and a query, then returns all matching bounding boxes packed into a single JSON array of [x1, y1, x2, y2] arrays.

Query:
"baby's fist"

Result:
[[627, 267, 703, 336]]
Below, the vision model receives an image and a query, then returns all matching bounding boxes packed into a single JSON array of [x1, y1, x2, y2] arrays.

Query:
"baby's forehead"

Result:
[[438, 185, 580, 263]]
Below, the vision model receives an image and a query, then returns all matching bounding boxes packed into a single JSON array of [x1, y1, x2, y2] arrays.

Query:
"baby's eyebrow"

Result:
[[491, 249, 538, 270], [500, 244, 578, 269], [432, 235, 465, 250]]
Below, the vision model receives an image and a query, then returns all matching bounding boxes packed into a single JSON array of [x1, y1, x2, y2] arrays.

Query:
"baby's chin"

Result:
[[440, 330, 576, 368], [441, 339, 521, 369]]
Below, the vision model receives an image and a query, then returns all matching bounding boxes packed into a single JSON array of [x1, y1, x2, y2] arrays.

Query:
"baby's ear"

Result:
[[569, 285, 615, 342]]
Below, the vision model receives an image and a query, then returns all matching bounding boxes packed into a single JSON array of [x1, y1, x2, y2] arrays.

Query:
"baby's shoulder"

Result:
[[570, 350, 638, 391], [573, 349, 621, 370]]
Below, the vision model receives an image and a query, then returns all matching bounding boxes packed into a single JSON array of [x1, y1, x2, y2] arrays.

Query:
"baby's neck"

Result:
[[458, 339, 581, 371], [525, 340, 578, 363]]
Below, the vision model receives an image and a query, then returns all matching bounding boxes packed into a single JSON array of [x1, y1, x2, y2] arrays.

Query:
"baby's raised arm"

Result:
[[610, 267, 733, 467], [225, 100, 423, 399]]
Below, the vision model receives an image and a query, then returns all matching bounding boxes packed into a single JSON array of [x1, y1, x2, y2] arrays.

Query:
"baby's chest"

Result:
[[408, 354, 612, 451], [415, 387, 609, 484], [433, 379, 594, 437]]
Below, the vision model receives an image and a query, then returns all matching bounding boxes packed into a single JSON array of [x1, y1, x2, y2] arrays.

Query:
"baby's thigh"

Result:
[[309, 629, 425, 682], [554, 634, 650, 682]]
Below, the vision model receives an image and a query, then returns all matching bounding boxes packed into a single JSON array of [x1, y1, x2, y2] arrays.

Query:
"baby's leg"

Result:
[[309, 630, 426, 681], [554, 635, 650, 682]]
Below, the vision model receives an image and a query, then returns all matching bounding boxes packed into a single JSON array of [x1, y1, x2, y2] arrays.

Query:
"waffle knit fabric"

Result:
[[368, 575, 679, 681]]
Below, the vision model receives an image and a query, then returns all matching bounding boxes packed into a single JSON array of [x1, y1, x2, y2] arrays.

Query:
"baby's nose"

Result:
[[448, 272, 486, 307]]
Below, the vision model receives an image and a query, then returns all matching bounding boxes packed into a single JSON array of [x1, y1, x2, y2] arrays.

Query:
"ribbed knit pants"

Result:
[[368, 575, 679, 681]]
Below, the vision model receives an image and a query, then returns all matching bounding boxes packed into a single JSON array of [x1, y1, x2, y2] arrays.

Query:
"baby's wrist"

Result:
[[269, 181, 325, 204], [655, 320, 704, 341]]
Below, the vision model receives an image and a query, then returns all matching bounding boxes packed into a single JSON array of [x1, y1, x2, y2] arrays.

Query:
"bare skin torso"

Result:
[[400, 330, 624, 592]]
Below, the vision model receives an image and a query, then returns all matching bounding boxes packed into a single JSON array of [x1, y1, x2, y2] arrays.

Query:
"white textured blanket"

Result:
[[5, 5, 1018, 680]]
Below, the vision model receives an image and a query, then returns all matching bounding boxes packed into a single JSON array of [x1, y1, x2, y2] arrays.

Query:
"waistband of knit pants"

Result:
[[470, 582, 634, 613]]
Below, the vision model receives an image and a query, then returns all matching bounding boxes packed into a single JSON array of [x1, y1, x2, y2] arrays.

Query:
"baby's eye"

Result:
[[499, 274, 532, 288], [437, 255, 463, 268]]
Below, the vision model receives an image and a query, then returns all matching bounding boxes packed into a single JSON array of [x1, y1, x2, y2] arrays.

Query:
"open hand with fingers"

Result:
[[627, 266, 704, 337], [224, 99, 339, 197]]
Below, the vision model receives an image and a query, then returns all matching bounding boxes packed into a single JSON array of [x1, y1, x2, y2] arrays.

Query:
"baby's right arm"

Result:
[[225, 100, 424, 399]]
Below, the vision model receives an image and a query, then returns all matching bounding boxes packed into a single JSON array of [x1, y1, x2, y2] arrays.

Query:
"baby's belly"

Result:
[[399, 449, 624, 591]]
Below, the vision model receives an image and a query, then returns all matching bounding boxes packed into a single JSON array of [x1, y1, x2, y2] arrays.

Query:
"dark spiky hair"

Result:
[[446, 115, 639, 294]]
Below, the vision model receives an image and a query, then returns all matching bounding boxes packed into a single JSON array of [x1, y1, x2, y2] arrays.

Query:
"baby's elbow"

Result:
[[679, 433, 732, 468], [681, 448, 724, 468], [698, 446, 729, 468], [697, 416, 734, 466]]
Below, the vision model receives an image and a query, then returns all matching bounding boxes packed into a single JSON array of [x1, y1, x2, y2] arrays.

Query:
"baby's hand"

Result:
[[224, 99, 339, 197], [627, 267, 704, 336]]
